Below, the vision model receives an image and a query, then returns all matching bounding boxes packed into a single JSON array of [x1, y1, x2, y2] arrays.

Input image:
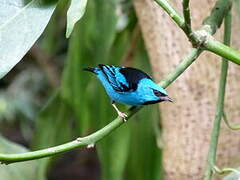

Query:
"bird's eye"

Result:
[[152, 89, 166, 97]]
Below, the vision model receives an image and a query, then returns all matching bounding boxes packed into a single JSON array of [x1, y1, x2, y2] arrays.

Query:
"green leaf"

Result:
[[0, 134, 44, 180], [0, 0, 56, 79], [66, 0, 88, 38]]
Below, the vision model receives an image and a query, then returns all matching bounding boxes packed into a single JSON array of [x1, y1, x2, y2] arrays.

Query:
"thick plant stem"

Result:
[[201, 0, 231, 35], [204, 38, 240, 65], [154, 0, 231, 36], [0, 47, 202, 164], [204, 10, 231, 180]]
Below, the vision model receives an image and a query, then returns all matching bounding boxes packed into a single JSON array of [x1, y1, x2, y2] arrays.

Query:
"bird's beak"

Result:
[[161, 96, 173, 102]]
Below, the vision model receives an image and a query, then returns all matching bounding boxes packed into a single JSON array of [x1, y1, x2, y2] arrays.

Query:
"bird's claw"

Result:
[[118, 112, 128, 122]]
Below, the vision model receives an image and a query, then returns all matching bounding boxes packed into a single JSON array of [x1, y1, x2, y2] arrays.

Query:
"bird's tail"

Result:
[[83, 67, 97, 74]]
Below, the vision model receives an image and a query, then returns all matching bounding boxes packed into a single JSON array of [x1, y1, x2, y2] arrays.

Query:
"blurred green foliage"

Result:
[[0, 0, 163, 179]]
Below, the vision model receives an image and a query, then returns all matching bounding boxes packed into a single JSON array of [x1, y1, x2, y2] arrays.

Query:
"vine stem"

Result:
[[159, 48, 201, 88], [204, 9, 232, 180], [182, 0, 192, 36], [222, 112, 240, 130], [213, 165, 240, 175], [154, 0, 240, 65], [154, 0, 185, 30], [0, 47, 202, 164]]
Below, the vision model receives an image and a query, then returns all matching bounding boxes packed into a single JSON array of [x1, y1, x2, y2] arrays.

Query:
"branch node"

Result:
[[191, 29, 210, 48], [87, 143, 95, 149], [76, 137, 82, 142], [0, 161, 9, 165]]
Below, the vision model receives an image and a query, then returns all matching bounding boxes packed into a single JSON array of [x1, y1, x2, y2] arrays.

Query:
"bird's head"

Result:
[[138, 78, 173, 105]]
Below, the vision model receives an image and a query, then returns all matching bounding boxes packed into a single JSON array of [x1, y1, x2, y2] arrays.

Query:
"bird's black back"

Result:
[[119, 67, 152, 91]]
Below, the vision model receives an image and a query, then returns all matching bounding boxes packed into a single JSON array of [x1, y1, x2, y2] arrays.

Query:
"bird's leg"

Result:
[[111, 102, 128, 122]]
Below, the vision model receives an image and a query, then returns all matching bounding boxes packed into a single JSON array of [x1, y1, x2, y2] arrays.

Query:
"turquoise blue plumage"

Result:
[[84, 64, 172, 120]]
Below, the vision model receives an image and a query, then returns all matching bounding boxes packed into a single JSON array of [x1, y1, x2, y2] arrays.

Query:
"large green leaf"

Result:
[[0, 0, 56, 78], [66, 0, 88, 38], [0, 134, 44, 180]]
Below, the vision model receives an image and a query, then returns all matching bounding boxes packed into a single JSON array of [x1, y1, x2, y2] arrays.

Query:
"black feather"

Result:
[[98, 64, 111, 83], [119, 67, 152, 91], [153, 89, 166, 97], [119, 82, 129, 91], [142, 100, 162, 105], [98, 64, 123, 92], [83, 67, 96, 74]]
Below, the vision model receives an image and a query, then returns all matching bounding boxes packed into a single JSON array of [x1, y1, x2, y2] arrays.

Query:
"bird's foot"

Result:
[[112, 103, 128, 122], [118, 112, 128, 122]]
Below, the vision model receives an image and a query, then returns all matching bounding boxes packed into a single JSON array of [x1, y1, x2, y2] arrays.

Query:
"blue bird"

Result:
[[84, 64, 172, 121]]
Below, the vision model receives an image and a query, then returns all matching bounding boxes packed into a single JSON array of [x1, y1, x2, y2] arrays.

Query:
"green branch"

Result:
[[154, 0, 185, 31], [182, 0, 192, 35], [159, 48, 202, 88], [223, 111, 240, 130], [155, 0, 240, 65], [202, 0, 231, 35], [204, 9, 232, 180], [0, 47, 202, 164], [203, 37, 240, 65], [213, 166, 240, 175]]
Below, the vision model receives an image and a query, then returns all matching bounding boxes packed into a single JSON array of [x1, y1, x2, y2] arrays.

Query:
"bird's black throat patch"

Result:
[[142, 99, 162, 105]]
